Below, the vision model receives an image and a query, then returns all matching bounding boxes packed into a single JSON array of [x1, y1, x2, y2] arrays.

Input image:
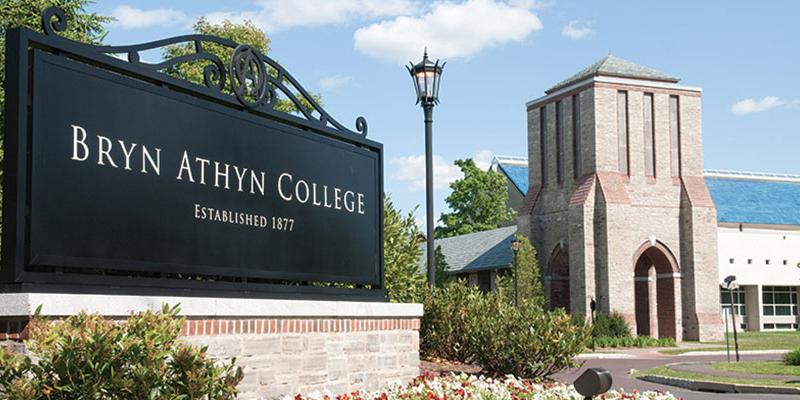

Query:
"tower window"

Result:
[[747, 259, 752, 265], [729, 258, 734, 264], [572, 94, 582, 179], [766, 259, 771, 265], [643, 93, 655, 178], [783, 260, 788, 266], [539, 106, 548, 186], [617, 91, 630, 175], [556, 100, 565, 184], [669, 95, 681, 177]]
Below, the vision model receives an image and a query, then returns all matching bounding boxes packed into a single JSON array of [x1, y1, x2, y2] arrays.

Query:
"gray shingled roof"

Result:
[[419, 226, 517, 274], [546, 55, 679, 94]]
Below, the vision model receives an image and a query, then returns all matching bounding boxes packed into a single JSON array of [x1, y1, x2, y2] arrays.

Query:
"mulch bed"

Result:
[[420, 357, 483, 375]]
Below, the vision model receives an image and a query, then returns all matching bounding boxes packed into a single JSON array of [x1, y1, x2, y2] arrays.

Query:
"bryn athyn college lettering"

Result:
[[69, 124, 366, 214]]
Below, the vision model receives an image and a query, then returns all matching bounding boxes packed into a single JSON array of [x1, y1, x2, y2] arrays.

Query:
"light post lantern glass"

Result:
[[511, 238, 521, 306], [511, 239, 521, 253], [407, 49, 445, 105]]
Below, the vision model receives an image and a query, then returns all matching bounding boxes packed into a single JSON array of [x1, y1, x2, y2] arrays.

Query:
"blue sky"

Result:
[[86, 0, 799, 230]]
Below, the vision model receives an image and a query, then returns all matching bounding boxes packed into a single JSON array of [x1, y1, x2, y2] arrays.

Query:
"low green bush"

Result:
[[593, 335, 676, 348], [590, 311, 632, 338], [420, 280, 485, 362], [784, 348, 800, 366], [0, 304, 242, 399], [421, 280, 590, 379], [468, 298, 589, 378]]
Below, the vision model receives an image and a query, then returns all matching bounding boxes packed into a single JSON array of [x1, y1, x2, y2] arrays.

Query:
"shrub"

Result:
[[467, 297, 589, 378], [784, 348, 800, 366], [0, 304, 242, 399], [421, 280, 590, 379], [420, 280, 484, 362], [591, 311, 632, 338]]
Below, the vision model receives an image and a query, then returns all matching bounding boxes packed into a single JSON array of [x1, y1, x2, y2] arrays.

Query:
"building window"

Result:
[[784, 260, 788, 266], [729, 258, 735, 264], [669, 95, 681, 177], [572, 94, 582, 179], [540, 107, 548, 186], [764, 323, 799, 330], [747, 259, 752, 265], [762, 286, 798, 316], [720, 288, 746, 317], [766, 259, 771, 265], [478, 270, 492, 293], [643, 93, 656, 177], [617, 91, 630, 175], [556, 100, 565, 184]]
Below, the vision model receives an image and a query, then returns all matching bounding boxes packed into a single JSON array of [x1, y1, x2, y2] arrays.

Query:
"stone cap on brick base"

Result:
[[0, 293, 423, 318]]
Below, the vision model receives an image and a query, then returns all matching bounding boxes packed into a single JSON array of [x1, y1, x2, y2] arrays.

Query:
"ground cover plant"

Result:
[[0, 304, 242, 399], [288, 373, 679, 400], [593, 336, 676, 349]]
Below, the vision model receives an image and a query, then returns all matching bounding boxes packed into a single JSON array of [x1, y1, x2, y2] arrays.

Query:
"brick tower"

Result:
[[518, 55, 723, 341]]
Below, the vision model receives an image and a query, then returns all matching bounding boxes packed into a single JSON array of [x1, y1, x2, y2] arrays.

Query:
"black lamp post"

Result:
[[723, 275, 740, 362], [511, 238, 521, 306], [407, 49, 445, 287]]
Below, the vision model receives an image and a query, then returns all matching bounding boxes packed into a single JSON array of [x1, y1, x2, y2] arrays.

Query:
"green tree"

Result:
[[497, 235, 544, 308], [434, 245, 450, 286], [162, 17, 319, 114], [0, 0, 109, 231], [383, 195, 426, 303], [435, 158, 516, 238]]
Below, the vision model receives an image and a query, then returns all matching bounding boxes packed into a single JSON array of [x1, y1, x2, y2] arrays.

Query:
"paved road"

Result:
[[554, 350, 795, 400]]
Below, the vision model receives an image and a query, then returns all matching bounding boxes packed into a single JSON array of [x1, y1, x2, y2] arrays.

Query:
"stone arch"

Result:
[[633, 240, 680, 339], [546, 243, 570, 311]]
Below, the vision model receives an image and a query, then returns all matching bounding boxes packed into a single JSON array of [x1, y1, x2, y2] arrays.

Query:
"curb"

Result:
[[677, 349, 789, 356], [637, 375, 800, 395], [576, 353, 635, 359]]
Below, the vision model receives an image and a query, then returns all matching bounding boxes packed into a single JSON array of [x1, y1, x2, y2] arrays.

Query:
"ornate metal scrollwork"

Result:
[[230, 45, 269, 108], [38, 6, 368, 138]]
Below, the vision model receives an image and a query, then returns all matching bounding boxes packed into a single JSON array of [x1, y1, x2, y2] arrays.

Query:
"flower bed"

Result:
[[288, 373, 678, 400]]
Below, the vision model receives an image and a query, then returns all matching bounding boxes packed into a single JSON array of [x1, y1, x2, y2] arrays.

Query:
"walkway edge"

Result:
[[637, 375, 800, 395]]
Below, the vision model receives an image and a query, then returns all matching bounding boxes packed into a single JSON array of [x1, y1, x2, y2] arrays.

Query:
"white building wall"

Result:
[[717, 224, 800, 331]]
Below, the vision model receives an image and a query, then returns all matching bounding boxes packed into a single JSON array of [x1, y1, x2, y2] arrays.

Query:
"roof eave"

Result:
[[526, 76, 701, 108]]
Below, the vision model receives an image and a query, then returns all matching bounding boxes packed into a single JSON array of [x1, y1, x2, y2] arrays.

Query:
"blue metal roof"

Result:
[[497, 163, 529, 195], [494, 158, 800, 226], [705, 177, 800, 226]]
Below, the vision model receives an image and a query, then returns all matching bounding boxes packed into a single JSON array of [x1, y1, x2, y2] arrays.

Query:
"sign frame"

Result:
[[1, 8, 385, 299]]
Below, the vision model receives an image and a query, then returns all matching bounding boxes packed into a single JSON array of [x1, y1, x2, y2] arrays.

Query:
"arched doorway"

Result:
[[633, 241, 679, 339], [547, 245, 570, 311]]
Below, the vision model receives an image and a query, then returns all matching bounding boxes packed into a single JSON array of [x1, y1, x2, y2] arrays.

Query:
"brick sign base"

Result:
[[0, 293, 423, 398]]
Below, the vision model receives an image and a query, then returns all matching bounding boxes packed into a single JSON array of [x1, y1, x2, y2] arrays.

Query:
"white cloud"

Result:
[[390, 150, 496, 191], [390, 154, 463, 191], [731, 96, 787, 116], [205, 0, 414, 33], [473, 149, 494, 170], [354, 0, 543, 64], [112, 5, 187, 29], [562, 20, 591, 40], [318, 75, 353, 91]]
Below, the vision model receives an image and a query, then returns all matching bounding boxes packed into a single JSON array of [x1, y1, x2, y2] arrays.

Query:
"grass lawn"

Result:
[[633, 365, 800, 388], [659, 331, 800, 355], [711, 360, 800, 376]]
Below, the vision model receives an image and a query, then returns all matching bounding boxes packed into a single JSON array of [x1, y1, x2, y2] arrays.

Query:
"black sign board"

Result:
[[2, 8, 384, 298]]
